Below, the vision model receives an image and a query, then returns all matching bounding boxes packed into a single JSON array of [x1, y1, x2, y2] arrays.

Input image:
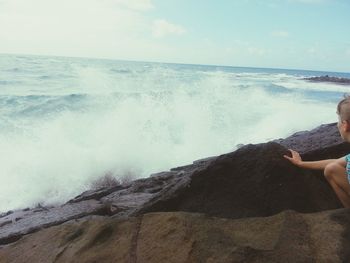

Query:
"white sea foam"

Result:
[[0, 55, 343, 212]]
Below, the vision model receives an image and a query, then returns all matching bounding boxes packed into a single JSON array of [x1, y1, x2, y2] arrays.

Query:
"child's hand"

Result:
[[283, 149, 303, 166]]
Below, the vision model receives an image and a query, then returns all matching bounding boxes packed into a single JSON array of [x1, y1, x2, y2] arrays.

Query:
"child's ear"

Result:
[[345, 121, 350, 132]]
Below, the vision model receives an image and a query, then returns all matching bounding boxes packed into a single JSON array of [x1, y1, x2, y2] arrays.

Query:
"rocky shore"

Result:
[[1, 123, 350, 262], [304, 75, 350, 85]]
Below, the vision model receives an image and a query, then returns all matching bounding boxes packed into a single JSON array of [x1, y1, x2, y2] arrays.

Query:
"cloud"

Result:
[[113, 0, 154, 11], [0, 0, 154, 58], [152, 19, 186, 38], [270, 30, 290, 38]]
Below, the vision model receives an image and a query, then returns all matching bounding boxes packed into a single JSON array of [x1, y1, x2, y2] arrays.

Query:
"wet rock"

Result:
[[0, 200, 107, 245], [1, 122, 350, 262], [274, 122, 344, 153], [0, 164, 207, 245], [68, 185, 125, 204], [142, 142, 343, 218]]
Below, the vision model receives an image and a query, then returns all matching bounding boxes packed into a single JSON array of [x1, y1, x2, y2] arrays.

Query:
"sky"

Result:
[[0, 0, 349, 72]]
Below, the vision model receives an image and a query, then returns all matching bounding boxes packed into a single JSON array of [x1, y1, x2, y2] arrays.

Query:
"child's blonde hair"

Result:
[[337, 95, 350, 121]]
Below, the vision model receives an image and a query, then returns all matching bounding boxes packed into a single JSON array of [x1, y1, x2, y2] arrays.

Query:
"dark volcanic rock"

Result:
[[1, 122, 350, 262], [274, 122, 343, 153], [0, 200, 109, 246], [275, 122, 350, 163], [304, 75, 350, 85], [0, 159, 211, 246], [142, 142, 342, 218]]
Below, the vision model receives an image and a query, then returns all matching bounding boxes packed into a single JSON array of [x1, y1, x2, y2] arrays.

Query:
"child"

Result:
[[284, 96, 350, 208]]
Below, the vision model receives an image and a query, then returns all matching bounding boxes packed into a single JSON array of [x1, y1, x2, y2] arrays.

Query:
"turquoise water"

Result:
[[0, 53, 349, 212]]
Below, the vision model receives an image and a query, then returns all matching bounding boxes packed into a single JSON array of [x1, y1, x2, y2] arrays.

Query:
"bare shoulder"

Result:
[[336, 156, 347, 166]]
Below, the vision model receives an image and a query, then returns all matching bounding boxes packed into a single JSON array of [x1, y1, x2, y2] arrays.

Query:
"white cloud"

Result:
[[0, 0, 188, 59], [271, 30, 290, 38], [113, 0, 154, 11], [0, 0, 154, 58], [152, 19, 186, 38]]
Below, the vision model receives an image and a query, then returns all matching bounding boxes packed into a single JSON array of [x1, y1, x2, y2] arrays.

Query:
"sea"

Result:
[[1, 53, 350, 213]]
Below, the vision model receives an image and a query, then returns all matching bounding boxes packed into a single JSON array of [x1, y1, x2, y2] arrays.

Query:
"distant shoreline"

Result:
[[304, 75, 350, 85]]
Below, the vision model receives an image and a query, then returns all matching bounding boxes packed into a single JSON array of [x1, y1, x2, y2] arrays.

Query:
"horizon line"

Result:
[[1, 51, 349, 75]]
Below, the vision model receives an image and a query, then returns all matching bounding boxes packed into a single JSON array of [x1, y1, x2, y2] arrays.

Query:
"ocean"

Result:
[[1, 53, 350, 212]]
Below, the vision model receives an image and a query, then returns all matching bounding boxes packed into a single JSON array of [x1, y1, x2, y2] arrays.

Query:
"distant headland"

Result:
[[304, 75, 350, 85]]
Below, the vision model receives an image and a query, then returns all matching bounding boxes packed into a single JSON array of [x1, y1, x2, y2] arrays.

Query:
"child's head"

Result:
[[337, 95, 350, 121], [337, 95, 350, 140]]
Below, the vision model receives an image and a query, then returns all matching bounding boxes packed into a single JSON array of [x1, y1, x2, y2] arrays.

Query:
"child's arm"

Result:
[[283, 149, 345, 170]]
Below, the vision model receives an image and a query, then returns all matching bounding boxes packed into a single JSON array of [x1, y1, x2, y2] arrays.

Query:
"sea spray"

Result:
[[0, 54, 345, 212]]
